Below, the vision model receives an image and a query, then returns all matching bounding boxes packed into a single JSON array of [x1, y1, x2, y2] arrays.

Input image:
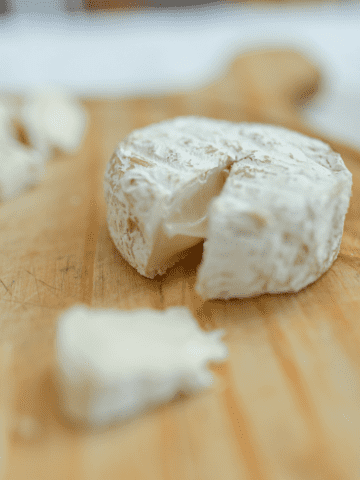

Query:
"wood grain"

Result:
[[1, 48, 360, 479]]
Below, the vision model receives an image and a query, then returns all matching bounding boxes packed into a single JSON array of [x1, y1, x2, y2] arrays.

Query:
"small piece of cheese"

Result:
[[0, 90, 86, 202], [104, 116, 352, 298], [0, 97, 45, 201], [0, 97, 13, 141], [55, 305, 228, 426], [21, 88, 87, 157], [0, 141, 44, 201]]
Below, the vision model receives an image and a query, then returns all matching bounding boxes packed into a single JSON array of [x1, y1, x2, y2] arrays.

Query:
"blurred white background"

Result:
[[1, 0, 360, 147]]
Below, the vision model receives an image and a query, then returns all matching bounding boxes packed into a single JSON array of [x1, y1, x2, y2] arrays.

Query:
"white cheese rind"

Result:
[[105, 117, 352, 298], [55, 305, 228, 426]]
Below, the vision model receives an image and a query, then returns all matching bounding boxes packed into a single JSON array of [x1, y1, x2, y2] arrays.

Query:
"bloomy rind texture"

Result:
[[55, 305, 228, 426], [104, 117, 352, 298]]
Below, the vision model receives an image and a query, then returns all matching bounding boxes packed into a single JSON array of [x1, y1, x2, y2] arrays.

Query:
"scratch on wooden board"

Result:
[[25, 269, 40, 301], [0, 297, 61, 311], [25, 270, 61, 295], [59, 255, 76, 275], [159, 281, 165, 309], [0, 342, 12, 480], [0, 280, 13, 297], [100, 264, 105, 299], [60, 265, 76, 275], [58, 256, 78, 292]]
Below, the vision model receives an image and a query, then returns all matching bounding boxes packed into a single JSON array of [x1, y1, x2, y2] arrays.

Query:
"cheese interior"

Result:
[[165, 167, 230, 238], [145, 167, 230, 274]]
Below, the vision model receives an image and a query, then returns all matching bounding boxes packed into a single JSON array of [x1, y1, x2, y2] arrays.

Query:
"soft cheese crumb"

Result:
[[0, 90, 87, 202], [21, 87, 87, 157], [0, 97, 45, 201], [0, 142, 44, 201], [104, 116, 352, 299], [55, 305, 228, 426]]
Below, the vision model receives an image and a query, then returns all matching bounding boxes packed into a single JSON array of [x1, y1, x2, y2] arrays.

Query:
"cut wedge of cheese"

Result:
[[196, 123, 352, 299], [55, 305, 228, 426], [104, 117, 352, 299]]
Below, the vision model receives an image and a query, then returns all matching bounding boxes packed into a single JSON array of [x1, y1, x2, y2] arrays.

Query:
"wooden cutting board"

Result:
[[1, 49, 360, 480]]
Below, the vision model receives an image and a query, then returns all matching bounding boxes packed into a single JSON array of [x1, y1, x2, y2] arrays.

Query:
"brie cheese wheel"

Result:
[[105, 117, 352, 298], [55, 305, 228, 426]]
